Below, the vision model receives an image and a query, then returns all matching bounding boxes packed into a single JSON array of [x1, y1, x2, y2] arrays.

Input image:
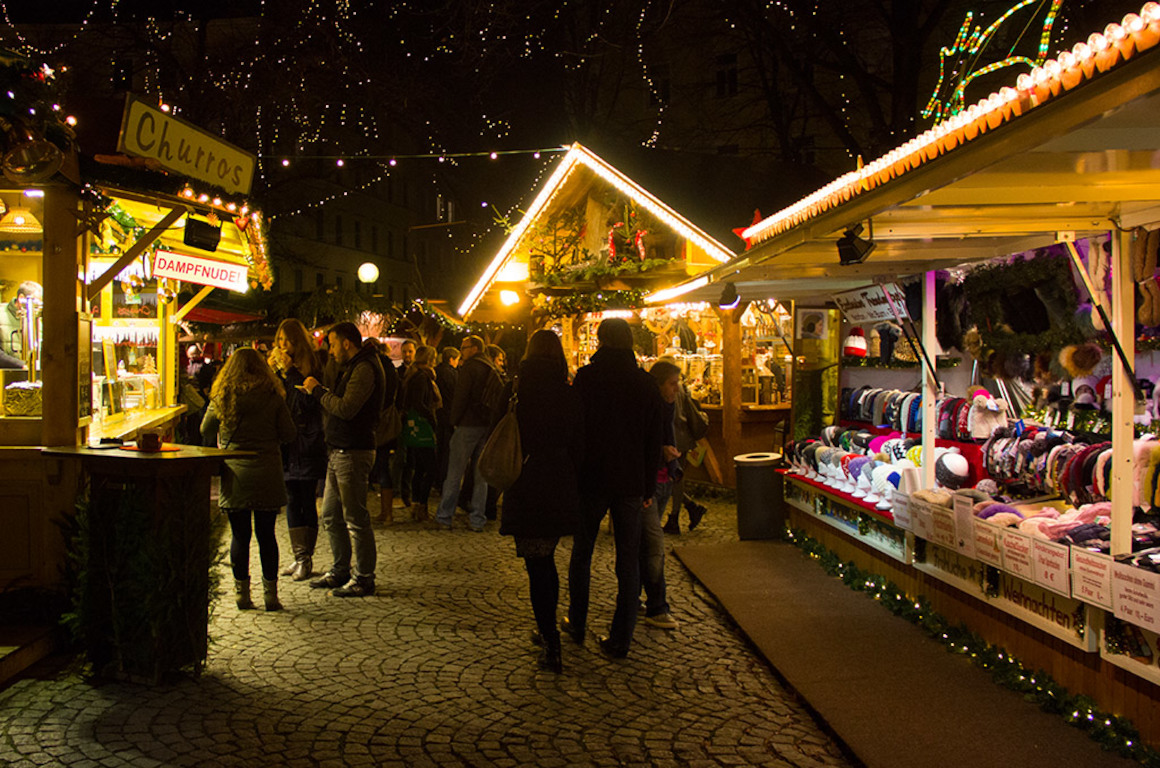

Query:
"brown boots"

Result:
[[411, 501, 429, 522]]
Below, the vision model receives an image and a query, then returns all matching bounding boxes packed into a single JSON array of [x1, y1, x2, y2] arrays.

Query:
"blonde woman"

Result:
[[268, 319, 327, 579], [202, 348, 296, 611]]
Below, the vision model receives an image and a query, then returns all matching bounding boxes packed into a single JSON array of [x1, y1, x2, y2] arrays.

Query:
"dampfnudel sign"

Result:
[[117, 94, 256, 195]]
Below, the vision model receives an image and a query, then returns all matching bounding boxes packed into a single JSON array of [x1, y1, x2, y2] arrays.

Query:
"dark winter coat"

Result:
[[434, 360, 457, 422], [499, 357, 583, 540], [316, 341, 385, 450], [201, 390, 296, 510], [449, 354, 496, 428], [279, 360, 327, 480], [572, 347, 664, 500], [400, 365, 441, 426]]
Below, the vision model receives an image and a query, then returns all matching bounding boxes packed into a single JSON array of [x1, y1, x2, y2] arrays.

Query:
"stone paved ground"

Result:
[[0, 490, 851, 768]]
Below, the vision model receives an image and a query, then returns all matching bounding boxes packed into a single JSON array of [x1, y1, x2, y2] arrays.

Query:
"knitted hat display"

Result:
[[1072, 376, 1099, 408], [967, 389, 1009, 440], [974, 478, 1001, 496], [1059, 343, 1104, 378], [935, 450, 971, 490], [842, 327, 867, 357]]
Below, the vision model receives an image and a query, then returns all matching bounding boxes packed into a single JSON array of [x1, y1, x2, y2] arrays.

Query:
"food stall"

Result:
[[650, 4, 1160, 748], [459, 142, 790, 485]]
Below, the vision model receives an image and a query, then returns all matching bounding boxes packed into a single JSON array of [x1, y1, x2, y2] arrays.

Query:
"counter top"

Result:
[[89, 405, 187, 441]]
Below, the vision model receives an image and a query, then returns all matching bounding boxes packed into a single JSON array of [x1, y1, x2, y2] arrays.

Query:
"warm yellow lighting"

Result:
[[0, 206, 41, 233], [458, 142, 734, 318], [495, 260, 530, 282], [643, 275, 710, 304], [358, 262, 379, 284], [499, 290, 520, 306]]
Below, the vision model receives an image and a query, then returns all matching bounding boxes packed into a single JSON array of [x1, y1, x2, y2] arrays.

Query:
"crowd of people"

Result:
[[190, 317, 709, 672]]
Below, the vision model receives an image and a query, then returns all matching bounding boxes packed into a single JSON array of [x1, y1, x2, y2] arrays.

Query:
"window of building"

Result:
[[316, 209, 325, 239], [372, 225, 379, 254], [316, 272, 324, 287], [336, 275, 343, 289], [387, 230, 395, 259], [716, 53, 738, 98], [294, 268, 303, 292], [354, 220, 362, 250], [334, 215, 344, 247]]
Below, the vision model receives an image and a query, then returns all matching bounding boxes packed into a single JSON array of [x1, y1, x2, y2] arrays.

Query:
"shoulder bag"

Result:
[[478, 385, 522, 491]]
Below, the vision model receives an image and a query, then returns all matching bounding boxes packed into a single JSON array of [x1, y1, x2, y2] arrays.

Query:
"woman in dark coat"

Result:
[[201, 348, 296, 611], [499, 329, 583, 673], [399, 345, 442, 521], [268, 318, 328, 580]]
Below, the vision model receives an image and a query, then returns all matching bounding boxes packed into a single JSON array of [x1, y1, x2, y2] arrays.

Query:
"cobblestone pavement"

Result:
[[0, 491, 851, 768]]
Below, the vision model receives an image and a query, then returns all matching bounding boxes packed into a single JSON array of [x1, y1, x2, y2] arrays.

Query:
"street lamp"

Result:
[[357, 262, 379, 284]]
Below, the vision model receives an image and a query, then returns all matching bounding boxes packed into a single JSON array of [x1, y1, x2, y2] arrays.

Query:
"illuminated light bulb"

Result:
[[336, 159, 344, 167], [227, 203, 237, 212], [65, 115, 77, 126], [198, 194, 209, 202], [533, 152, 540, 159], [160, 103, 170, 112], [489, 151, 498, 159], [1057, 51, 1083, 89], [1088, 32, 1109, 52], [281, 159, 290, 167], [499, 290, 521, 306], [1106, 23, 1126, 43], [212, 198, 222, 206], [388, 158, 397, 166], [1131, 8, 1160, 50], [183, 188, 194, 198], [1124, 13, 1145, 34]]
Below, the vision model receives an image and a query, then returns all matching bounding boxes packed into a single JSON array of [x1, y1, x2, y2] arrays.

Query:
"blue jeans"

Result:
[[319, 448, 376, 581], [436, 425, 489, 529], [567, 494, 643, 653], [640, 480, 671, 617]]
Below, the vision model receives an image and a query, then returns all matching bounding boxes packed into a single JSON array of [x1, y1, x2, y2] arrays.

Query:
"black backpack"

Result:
[[480, 363, 506, 421]]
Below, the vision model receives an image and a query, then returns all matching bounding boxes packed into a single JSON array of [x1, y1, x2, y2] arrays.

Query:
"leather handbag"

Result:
[[478, 391, 522, 491], [374, 404, 402, 446]]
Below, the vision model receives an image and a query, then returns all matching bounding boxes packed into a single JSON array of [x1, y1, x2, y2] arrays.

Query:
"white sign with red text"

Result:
[[153, 249, 249, 292]]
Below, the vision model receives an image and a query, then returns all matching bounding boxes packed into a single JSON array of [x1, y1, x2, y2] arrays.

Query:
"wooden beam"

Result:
[[86, 205, 186, 302], [171, 285, 214, 322]]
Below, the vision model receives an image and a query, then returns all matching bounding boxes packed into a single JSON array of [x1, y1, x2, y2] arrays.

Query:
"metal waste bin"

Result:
[[735, 452, 783, 540]]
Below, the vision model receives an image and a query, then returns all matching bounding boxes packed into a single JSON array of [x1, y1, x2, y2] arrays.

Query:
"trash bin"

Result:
[[735, 452, 783, 540]]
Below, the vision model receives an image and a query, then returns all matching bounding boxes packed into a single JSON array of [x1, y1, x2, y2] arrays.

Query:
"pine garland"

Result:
[[784, 526, 1160, 765]]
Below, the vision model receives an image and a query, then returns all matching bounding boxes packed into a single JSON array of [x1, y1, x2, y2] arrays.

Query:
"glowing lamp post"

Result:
[[357, 262, 379, 284]]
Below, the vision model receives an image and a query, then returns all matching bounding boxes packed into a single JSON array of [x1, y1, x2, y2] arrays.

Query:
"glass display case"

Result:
[[0, 189, 45, 422]]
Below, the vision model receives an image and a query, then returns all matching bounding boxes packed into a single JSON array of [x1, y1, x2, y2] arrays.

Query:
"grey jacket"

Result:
[[201, 390, 296, 510]]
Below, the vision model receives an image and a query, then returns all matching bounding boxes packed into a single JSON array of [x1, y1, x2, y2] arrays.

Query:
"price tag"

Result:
[[1066, 409, 1076, 430], [1032, 539, 1071, 597], [1061, 381, 1071, 397], [1113, 562, 1160, 631], [1071, 549, 1113, 609], [911, 498, 933, 540], [890, 490, 911, 531], [952, 494, 976, 559], [1002, 529, 1035, 580], [973, 520, 1003, 568], [930, 508, 957, 549]]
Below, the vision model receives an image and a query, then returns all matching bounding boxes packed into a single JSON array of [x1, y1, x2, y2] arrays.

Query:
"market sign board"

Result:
[[832, 283, 910, 324], [153, 249, 249, 293], [118, 94, 255, 195]]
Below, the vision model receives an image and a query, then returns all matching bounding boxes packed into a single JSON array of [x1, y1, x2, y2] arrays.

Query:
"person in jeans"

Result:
[[435, 334, 496, 532], [565, 318, 663, 659], [268, 318, 327, 581], [301, 322, 385, 597], [639, 360, 682, 630], [201, 348, 296, 611]]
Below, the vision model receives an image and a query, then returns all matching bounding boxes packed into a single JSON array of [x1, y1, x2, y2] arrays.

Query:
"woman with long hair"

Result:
[[498, 329, 583, 673], [268, 318, 327, 579], [398, 345, 442, 521], [202, 347, 296, 611]]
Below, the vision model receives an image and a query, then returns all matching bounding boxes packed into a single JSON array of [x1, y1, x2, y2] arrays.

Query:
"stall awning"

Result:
[[649, 5, 1160, 303]]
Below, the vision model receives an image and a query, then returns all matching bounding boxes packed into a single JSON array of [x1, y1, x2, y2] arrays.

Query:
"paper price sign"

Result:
[[1001, 529, 1035, 581], [890, 490, 911, 531], [972, 520, 1003, 568], [1032, 539, 1071, 597], [1070, 549, 1113, 610], [1113, 563, 1160, 631], [952, 494, 976, 559], [930, 508, 957, 549]]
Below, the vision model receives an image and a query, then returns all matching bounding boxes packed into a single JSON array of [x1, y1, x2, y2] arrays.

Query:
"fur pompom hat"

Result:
[[1059, 343, 1104, 378], [1033, 351, 1059, 385]]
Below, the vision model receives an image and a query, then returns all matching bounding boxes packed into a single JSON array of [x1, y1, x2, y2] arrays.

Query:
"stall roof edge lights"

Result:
[[740, 3, 1160, 247], [458, 142, 736, 318]]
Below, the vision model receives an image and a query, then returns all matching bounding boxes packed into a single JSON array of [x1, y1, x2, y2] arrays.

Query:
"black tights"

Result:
[[227, 509, 280, 582], [524, 555, 559, 639]]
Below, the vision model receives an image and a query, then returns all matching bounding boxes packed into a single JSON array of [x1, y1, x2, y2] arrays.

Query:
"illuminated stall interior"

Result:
[[0, 189, 47, 427], [83, 184, 269, 441]]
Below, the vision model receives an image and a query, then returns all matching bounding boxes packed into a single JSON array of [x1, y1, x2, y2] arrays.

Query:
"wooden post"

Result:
[[1110, 230, 1133, 556], [41, 185, 82, 447], [719, 304, 745, 487]]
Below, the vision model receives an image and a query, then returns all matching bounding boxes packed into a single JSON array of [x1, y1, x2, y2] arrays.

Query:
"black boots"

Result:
[[538, 630, 563, 673], [686, 500, 708, 531]]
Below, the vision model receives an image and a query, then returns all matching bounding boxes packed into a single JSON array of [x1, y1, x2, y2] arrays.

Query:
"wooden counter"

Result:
[[88, 405, 186, 442]]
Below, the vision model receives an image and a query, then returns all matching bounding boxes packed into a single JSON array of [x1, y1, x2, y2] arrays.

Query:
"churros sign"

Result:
[[153, 249, 249, 292]]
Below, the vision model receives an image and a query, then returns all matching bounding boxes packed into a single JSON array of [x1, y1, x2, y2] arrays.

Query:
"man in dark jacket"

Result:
[[434, 346, 460, 485], [301, 322, 385, 597], [565, 318, 663, 658], [435, 335, 496, 532]]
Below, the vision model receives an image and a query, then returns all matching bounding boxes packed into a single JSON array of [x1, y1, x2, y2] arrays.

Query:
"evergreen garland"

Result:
[[784, 526, 1160, 765], [535, 289, 646, 320], [542, 257, 679, 287]]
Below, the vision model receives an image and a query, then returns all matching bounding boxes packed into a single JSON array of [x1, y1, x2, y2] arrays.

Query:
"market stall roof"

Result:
[[458, 142, 738, 318], [648, 4, 1160, 305]]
